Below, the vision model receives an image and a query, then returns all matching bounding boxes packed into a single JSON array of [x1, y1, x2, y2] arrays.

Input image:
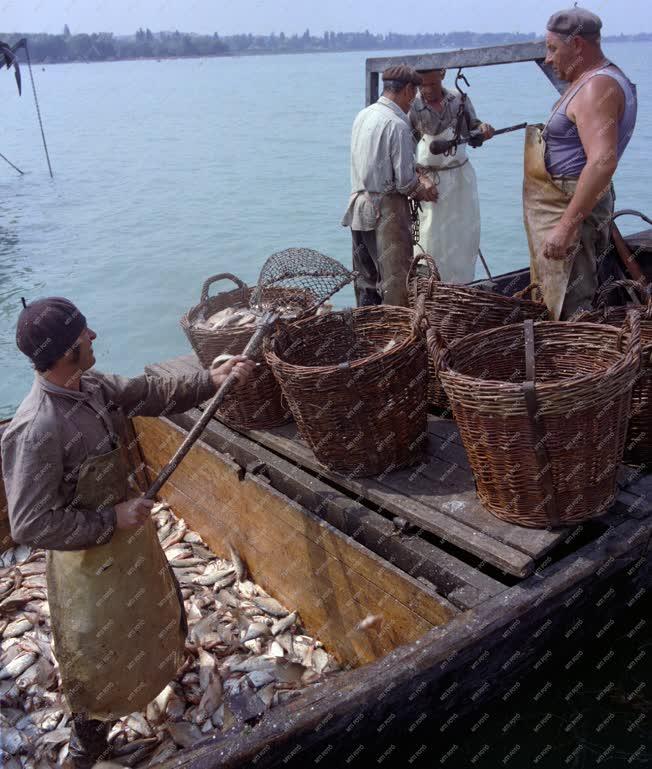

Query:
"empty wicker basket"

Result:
[[434, 315, 641, 528], [580, 280, 652, 467], [180, 273, 290, 430], [266, 304, 429, 476], [408, 254, 548, 411]]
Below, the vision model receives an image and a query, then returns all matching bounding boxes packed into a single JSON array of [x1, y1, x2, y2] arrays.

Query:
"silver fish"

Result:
[[253, 595, 288, 618], [2, 618, 33, 639], [0, 651, 38, 680], [271, 611, 297, 636], [228, 543, 246, 582]]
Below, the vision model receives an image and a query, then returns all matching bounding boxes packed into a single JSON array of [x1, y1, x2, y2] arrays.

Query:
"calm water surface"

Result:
[[1, 43, 651, 415]]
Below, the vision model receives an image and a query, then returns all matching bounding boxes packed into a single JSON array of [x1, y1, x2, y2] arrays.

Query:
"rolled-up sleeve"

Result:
[[93, 369, 216, 419], [1, 425, 116, 550], [390, 123, 419, 196]]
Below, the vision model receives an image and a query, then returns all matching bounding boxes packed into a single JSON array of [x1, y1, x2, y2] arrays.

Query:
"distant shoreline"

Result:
[[4, 31, 651, 67]]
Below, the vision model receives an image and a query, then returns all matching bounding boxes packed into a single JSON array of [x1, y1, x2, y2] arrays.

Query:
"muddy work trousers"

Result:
[[555, 179, 615, 320], [68, 714, 112, 768], [351, 193, 413, 307]]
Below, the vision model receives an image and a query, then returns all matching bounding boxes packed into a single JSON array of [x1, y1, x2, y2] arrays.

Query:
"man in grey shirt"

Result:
[[342, 65, 438, 306]]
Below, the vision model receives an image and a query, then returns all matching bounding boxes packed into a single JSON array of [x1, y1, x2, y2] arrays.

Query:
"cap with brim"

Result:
[[546, 7, 602, 37]]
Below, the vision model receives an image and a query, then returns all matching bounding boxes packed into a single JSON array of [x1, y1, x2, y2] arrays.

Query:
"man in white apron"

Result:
[[523, 7, 637, 319], [1, 296, 253, 767], [409, 69, 494, 284]]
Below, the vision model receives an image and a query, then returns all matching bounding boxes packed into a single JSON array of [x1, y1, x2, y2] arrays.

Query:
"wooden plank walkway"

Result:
[[146, 354, 650, 578]]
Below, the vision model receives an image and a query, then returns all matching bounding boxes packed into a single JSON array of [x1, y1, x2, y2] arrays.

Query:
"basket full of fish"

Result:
[[181, 273, 317, 430], [265, 302, 429, 477]]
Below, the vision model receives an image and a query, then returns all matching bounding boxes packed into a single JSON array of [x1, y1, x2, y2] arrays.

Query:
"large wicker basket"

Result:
[[181, 273, 253, 367], [579, 280, 652, 467], [408, 254, 549, 411], [266, 304, 429, 477], [180, 273, 291, 430], [433, 315, 641, 528]]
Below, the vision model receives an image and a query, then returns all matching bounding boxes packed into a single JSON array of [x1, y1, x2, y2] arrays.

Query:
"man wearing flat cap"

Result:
[[1, 297, 253, 767], [523, 6, 637, 319], [342, 64, 438, 306]]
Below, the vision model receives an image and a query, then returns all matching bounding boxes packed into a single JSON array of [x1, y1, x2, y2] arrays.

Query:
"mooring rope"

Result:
[[24, 41, 53, 178]]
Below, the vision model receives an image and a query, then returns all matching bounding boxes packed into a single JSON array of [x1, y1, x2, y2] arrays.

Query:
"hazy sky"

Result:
[[1, 0, 649, 36]]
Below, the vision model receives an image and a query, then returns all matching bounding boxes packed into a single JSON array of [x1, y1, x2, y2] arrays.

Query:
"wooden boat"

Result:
[[1, 42, 651, 769]]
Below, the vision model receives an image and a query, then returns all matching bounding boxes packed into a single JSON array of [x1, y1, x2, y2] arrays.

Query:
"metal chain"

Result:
[[24, 41, 53, 178], [409, 198, 421, 246]]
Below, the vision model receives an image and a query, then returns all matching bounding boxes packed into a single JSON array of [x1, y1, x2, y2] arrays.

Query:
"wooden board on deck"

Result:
[[134, 415, 458, 667], [147, 355, 562, 577]]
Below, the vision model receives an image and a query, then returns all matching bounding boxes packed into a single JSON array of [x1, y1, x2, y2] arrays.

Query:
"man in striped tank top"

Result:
[[525, 7, 637, 319]]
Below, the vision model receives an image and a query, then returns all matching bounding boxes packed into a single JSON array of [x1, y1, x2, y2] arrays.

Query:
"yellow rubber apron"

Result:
[[46, 446, 185, 720], [523, 123, 579, 320]]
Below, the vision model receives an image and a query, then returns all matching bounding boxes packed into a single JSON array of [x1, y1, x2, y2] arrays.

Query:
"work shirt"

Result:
[[409, 90, 482, 139], [1, 368, 215, 550], [341, 96, 419, 231]]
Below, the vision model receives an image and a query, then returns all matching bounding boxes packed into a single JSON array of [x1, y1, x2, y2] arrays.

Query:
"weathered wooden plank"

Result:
[[134, 416, 457, 666], [147, 356, 534, 576], [167, 409, 506, 610], [366, 41, 548, 74], [240, 424, 534, 577], [159, 511, 651, 769]]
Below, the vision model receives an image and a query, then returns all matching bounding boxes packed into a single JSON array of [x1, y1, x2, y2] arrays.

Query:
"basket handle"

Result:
[[200, 273, 248, 303], [426, 327, 450, 377], [410, 294, 429, 335], [593, 279, 651, 316], [407, 253, 442, 301], [617, 309, 642, 362], [512, 282, 541, 301]]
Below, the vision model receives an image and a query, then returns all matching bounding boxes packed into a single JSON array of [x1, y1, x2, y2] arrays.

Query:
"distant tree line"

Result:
[[1, 27, 650, 64]]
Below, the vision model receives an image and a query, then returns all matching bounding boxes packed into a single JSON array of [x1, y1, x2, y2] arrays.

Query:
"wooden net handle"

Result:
[[200, 273, 248, 303]]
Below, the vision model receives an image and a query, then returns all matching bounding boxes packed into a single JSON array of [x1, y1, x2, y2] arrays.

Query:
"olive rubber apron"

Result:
[[46, 446, 185, 720], [414, 126, 480, 284], [522, 123, 578, 320]]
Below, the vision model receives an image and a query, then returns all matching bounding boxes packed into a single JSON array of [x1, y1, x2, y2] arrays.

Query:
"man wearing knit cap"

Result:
[[1, 297, 254, 767], [342, 64, 438, 306], [523, 6, 637, 319]]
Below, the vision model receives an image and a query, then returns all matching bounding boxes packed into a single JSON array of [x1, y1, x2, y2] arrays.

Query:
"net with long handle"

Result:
[[145, 248, 354, 499], [250, 247, 354, 319]]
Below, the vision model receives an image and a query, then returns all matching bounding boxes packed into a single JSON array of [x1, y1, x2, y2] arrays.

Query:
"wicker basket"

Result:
[[181, 273, 254, 367], [579, 280, 652, 466], [433, 315, 641, 528], [266, 304, 429, 477], [180, 273, 291, 430], [407, 254, 549, 411]]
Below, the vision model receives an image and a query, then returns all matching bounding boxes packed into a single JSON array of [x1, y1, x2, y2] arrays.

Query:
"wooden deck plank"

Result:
[[166, 409, 506, 610], [148, 356, 536, 577], [134, 415, 457, 666], [218, 424, 534, 577]]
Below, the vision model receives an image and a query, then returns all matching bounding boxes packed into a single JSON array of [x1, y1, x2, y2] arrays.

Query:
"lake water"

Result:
[[1, 42, 651, 416]]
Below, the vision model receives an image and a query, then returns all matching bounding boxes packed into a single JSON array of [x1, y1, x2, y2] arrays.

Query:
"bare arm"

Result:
[[544, 75, 622, 259], [562, 76, 622, 230]]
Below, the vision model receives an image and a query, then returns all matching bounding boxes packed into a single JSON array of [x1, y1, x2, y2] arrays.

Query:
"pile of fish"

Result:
[[197, 307, 257, 330], [0, 502, 337, 767], [197, 301, 334, 331]]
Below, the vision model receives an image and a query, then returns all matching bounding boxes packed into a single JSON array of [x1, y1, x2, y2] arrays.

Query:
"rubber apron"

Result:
[[46, 445, 185, 720]]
